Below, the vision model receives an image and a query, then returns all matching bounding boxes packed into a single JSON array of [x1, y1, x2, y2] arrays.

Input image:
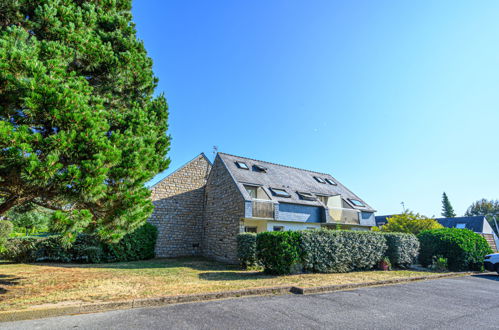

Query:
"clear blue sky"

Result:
[[133, 0, 499, 217]]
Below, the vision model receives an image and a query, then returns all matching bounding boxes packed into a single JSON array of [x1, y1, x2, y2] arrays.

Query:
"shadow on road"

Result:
[[471, 273, 499, 281]]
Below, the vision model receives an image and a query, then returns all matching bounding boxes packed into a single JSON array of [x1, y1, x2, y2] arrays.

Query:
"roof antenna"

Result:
[[401, 201, 406, 213]]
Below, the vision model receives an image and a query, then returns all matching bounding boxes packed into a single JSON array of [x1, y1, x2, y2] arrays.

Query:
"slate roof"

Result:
[[375, 215, 394, 227], [218, 152, 375, 212], [436, 216, 489, 233]]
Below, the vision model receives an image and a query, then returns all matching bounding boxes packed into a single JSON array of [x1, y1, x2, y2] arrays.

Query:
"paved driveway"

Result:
[[2, 274, 499, 330]]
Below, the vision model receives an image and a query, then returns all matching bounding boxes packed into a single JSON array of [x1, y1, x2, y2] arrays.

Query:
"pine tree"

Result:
[[441, 192, 456, 218], [0, 0, 170, 242]]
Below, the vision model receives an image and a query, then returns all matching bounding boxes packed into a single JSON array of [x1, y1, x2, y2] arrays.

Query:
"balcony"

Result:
[[326, 207, 360, 225], [252, 200, 275, 219]]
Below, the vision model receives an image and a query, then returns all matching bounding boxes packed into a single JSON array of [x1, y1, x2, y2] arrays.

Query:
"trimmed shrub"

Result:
[[418, 228, 493, 271], [0, 223, 158, 263], [382, 233, 419, 268], [301, 230, 387, 273], [256, 231, 302, 275], [237, 233, 257, 268]]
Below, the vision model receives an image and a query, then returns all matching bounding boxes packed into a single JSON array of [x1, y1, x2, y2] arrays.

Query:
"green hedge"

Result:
[[237, 233, 257, 268], [256, 231, 302, 275], [301, 230, 388, 273], [418, 228, 492, 271], [381, 233, 419, 268], [1, 223, 158, 263]]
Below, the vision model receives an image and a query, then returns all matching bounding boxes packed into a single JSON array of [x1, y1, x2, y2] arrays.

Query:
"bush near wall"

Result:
[[1, 223, 158, 263], [256, 231, 302, 275], [418, 228, 493, 271], [381, 233, 420, 268], [237, 233, 257, 268], [301, 230, 388, 273]]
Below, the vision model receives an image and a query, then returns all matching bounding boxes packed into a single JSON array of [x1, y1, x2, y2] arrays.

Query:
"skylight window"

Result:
[[313, 176, 326, 184], [253, 164, 267, 172], [348, 199, 365, 207], [235, 161, 249, 170], [456, 223, 466, 229], [325, 178, 336, 185], [270, 188, 291, 198], [297, 192, 316, 201]]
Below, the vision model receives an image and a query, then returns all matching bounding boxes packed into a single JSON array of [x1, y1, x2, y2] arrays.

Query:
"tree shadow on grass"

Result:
[[198, 271, 276, 281], [0, 274, 23, 294], [471, 273, 499, 281]]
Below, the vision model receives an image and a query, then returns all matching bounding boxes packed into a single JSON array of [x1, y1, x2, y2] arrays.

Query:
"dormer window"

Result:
[[253, 164, 267, 172], [270, 188, 291, 198], [313, 176, 326, 184], [245, 185, 258, 198], [235, 161, 249, 170], [348, 199, 365, 207], [317, 195, 329, 205], [297, 192, 316, 201], [244, 184, 270, 200], [325, 178, 336, 185]]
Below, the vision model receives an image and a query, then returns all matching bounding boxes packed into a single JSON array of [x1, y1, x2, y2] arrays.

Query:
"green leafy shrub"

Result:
[[431, 256, 448, 272], [0, 223, 158, 263], [300, 230, 387, 273], [418, 228, 493, 271], [103, 223, 158, 262], [0, 220, 13, 250], [35, 236, 72, 262], [237, 233, 257, 268], [381, 233, 419, 268], [256, 231, 302, 275], [1, 236, 42, 262]]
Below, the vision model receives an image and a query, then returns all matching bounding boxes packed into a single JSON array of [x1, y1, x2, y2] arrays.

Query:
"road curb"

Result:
[[290, 272, 472, 294], [0, 272, 474, 323]]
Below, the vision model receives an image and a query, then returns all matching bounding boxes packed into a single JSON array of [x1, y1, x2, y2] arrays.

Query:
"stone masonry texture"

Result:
[[202, 156, 245, 263], [149, 154, 212, 257]]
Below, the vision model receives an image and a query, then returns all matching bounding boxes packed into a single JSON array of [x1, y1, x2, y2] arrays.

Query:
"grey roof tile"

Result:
[[218, 152, 375, 212]]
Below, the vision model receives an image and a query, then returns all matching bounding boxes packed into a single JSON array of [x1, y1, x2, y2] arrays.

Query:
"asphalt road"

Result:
[[2, 274, 499, 330]]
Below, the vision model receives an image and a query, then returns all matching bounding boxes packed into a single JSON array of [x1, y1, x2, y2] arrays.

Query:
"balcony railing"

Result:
[[252, 200, 275, 219], [326, 207, 360, 225]]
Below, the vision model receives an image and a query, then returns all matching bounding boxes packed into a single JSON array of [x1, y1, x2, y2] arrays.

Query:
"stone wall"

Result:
[[149, 154, 211, 257], [202, 155, 245, 263]]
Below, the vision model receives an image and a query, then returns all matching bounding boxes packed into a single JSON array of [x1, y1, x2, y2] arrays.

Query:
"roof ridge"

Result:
[[217, 152, 332, 177]]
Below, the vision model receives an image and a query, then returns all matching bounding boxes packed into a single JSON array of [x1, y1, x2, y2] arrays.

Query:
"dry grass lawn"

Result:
[[0, 257, 441, 311]]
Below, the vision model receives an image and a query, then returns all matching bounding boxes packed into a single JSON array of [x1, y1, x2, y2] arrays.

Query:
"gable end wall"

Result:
[[202, 156, 245, 263], [149, 155, 211, 257]]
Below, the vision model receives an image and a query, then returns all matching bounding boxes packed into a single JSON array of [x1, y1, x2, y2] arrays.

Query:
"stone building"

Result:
[[149, 152, 376, 263]]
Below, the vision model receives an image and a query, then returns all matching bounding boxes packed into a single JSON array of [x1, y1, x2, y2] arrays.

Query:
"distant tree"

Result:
[[0, 0, 170, 243], [441, 192, 456, 218], [8, 206, 51, 236], [380, 211, 443, 235], [465, 199, 499, 234]]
